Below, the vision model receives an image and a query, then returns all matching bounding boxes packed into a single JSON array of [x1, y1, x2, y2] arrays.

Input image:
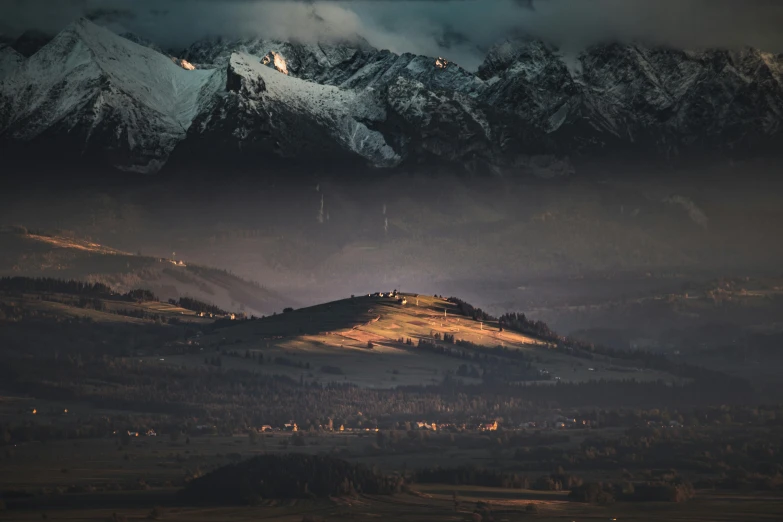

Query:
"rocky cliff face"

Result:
[[2, 19, 782, 175], [180, 52, 400, 169], [0, 45, 24, 80]]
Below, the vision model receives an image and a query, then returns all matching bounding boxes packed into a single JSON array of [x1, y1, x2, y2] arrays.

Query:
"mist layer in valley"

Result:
[[2, 161, 782, 355]]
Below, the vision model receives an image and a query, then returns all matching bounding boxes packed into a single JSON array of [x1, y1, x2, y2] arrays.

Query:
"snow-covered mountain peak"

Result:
[[61, 19, 215, 124], [478, 39, 558, 80], [0, 18, 222, 174], [3, 21, 783, 175], [224, 52, 400, 167]]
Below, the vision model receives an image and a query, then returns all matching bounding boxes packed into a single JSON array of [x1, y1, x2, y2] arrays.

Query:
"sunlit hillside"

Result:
[[0, 227, 290, 316], [153, 293, 680, 388]]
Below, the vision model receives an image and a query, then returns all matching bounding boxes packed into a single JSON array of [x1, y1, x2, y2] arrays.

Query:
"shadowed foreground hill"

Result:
[[182, 454, 402, 504]]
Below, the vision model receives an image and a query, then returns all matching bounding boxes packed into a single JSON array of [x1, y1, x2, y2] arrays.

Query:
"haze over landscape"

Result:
[[1, 2, 783, 521]]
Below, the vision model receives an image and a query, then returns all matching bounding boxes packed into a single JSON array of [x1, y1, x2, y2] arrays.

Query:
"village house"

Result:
[[479, 420, 499, 432]]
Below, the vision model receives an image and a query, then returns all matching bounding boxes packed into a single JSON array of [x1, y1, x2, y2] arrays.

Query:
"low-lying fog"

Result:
[[2, 160, 782, 349]]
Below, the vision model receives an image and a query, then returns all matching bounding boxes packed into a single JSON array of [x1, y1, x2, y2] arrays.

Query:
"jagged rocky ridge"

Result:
[[1, 18, 782, 175]]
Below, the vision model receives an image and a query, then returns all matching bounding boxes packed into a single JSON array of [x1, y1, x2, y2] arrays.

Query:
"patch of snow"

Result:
[[0, 18, 222, 173], [547, 103, 570, 133], [229, 52, 399, 166]]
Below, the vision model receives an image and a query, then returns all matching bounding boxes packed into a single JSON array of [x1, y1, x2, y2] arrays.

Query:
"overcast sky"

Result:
[[2, 0, 783, 70]]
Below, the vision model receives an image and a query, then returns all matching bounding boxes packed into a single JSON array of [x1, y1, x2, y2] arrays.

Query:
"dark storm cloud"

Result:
[[1, 1, 783, 70], [85, 7, 136, 24]]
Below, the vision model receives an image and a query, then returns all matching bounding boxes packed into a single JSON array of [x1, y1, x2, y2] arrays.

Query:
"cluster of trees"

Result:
[[182, 454, 403, 504], [416, 337, 534, 370], [3, 352, 782, 499], [412, 465, 530, 489], [507, 422, 783, 494], [411, 465, 695, 504], [169, 297, 228, 316], [569, 479, 695, 504], [214, 349, 312, 370], [0, 277, 113, 296], [125, 289, 157, 302], [0, 410, 181, 448], [1, 350, 763, 444], [446, 297, 494, 321], [499, 312, 558, 342], [0, 276, 160, 305], [28, 294, 182, 324]]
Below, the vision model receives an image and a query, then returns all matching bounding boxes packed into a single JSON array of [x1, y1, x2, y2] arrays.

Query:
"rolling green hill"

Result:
[[0, 271, 682, 390], [156, 292, 681, 389]]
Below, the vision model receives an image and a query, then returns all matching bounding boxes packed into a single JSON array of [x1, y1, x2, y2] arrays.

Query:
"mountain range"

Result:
[[1, 18, 782, 175]]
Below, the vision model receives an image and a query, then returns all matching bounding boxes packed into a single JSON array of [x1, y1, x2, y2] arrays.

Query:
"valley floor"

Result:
[[2, 435, 782, 521], [2, 489, 782, 521]]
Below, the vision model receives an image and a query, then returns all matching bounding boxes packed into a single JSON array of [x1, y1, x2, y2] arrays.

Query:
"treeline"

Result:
[[6, 293, 182, 326], [3, 356, 761, 438], [404, 375, 758, 410], [415, 338, 541, 382], [447, 297, 494, 321], [570, 479, 695, 504], [182, 454, 403, 504], [125, 289, 157, 302], [412, 465, 529, 489], [0, 277, 113, 297], [411, 466, 695, 504], [0, 277, 157, 303], [169, 297, 228, 316], [499, 312, 558, 342], [417, 338, 535, 367], [2, 350, 762, 439]]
